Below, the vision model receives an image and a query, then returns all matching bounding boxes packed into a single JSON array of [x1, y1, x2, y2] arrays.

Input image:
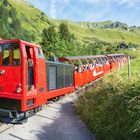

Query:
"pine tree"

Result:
[[3, 0, 9, 7], [0, 4, 9, 22], [41, 26, 59, 57], [9, 7, 17, 19], [11, 18, 22, 34], [59, 22, 71, 41]]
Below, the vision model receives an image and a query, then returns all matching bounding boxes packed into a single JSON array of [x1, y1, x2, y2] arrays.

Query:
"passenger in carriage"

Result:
[[74, 65, 79, 72], [101, 58, 107, 66], [78, 65, 82, 73], [95, 61, 101, 67], [99, 61, 103, 67], [85, 64, 88, 70], [92, 63, 95, 69], [82, 65, 85, 71], [92, 60, 97, 68], [123, 56, 127, 63], [85, 63, 90, 70], [74, 64, 84, 73], [101, 59, 105, 66], [88, 63, 92, 70], [105, 60, 109, 65], [112, 58, 116, 63]]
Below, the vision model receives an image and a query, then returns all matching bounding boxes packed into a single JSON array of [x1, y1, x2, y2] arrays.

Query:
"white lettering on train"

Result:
[[93, 70, 104, 76]]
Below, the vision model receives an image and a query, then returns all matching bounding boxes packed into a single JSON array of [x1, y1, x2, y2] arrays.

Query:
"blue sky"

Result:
[[27, 0, 140, 26]]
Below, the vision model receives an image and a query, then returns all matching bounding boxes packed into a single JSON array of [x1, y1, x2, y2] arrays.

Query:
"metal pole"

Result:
[[128, 56, 131, 80]]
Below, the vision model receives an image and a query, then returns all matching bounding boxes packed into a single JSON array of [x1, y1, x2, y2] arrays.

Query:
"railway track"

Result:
[[0, 123, 14, 134]]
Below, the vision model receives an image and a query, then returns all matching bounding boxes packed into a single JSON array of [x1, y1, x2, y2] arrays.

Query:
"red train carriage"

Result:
[[58, 55, 110, 89], [107, 54, 128, 70]]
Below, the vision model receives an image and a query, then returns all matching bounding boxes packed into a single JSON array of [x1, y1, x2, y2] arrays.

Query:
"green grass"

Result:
[[74, 51, 140, 140]]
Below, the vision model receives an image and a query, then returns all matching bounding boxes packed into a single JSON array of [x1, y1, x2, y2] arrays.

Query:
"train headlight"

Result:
[[16, 84, 22, 93]]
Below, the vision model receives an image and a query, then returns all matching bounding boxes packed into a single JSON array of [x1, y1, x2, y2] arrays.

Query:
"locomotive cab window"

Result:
[[0, 42, 20, 66], [36, 48, 44, 59]]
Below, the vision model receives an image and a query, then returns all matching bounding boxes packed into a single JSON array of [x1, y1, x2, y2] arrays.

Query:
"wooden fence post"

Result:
[[128, 56, 131, 80]]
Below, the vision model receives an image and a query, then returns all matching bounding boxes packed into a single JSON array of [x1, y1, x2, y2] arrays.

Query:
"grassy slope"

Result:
[[8, 0, 51, 43], [9, 0, 140, 46], [69, 24, 140, 45]]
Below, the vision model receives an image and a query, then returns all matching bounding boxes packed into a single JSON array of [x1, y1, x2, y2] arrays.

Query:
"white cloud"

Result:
[[83, 0, 140, 7], [119, 0, 140, 7], [63, 0, 70, 4], [85, 0, 101, 4], [50, 0, 56, 19], [83, 0, 102, 4], [118, 0, 137, 7]]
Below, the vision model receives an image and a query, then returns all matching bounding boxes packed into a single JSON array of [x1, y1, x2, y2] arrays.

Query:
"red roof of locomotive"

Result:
[[0, 39, 41, 48]]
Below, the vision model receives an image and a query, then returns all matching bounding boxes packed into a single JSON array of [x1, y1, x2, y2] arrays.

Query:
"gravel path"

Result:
[[0, 92, 95, 140]]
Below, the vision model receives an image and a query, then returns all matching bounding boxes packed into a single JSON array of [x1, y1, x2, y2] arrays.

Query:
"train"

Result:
[[0, 39, 127, 123]]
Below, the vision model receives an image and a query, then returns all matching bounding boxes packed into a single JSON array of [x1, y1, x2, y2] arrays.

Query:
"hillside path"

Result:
[[0, 92, 95, 140]]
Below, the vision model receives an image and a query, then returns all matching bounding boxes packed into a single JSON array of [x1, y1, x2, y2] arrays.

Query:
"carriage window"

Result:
[[102, 57, 109, 65], [96, 58, 102, 66], [0, 42, 20, 66]]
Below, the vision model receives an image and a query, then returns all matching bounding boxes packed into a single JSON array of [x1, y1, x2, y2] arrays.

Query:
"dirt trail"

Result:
[[0, 92, 95, 140]]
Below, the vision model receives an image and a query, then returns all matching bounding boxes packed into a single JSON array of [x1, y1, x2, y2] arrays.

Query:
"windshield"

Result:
[[0, 42, 20, 66]]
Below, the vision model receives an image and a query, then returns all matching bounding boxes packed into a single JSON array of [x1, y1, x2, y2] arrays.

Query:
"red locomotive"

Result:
[[0, 39, 127, 123]]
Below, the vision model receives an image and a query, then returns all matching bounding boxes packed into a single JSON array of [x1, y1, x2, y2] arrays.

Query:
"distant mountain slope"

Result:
[[68, 23, 140, 45], [4, 0, 140, 46], [71, 20, 128, 30], [70, 20, 140, 32]]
